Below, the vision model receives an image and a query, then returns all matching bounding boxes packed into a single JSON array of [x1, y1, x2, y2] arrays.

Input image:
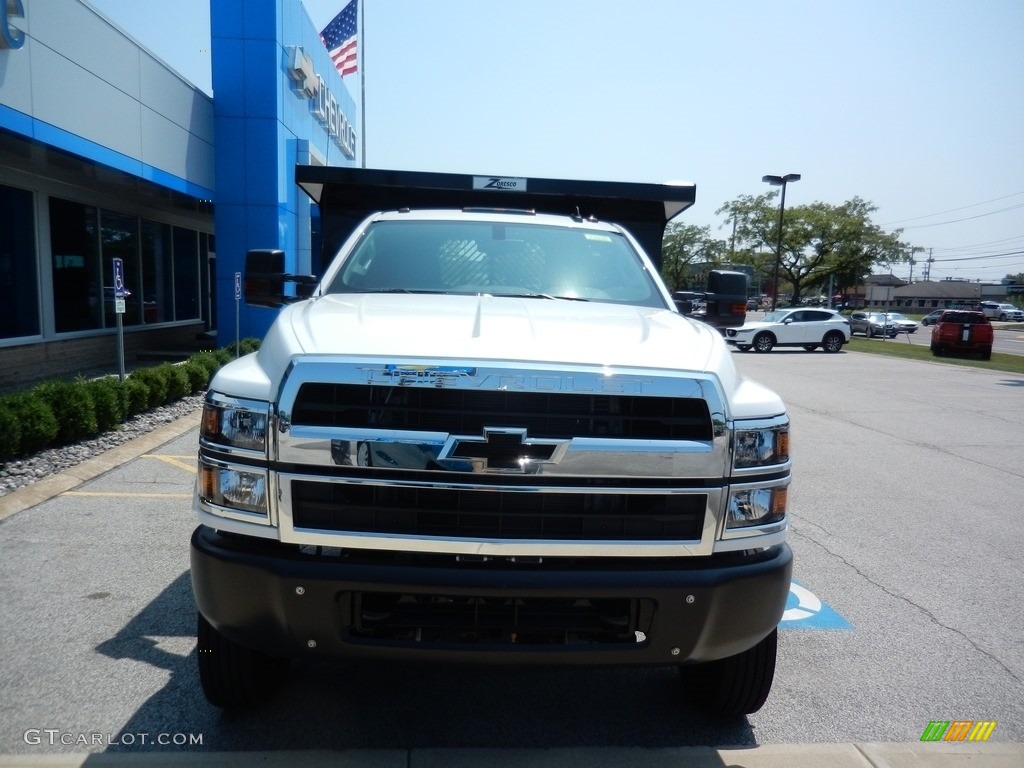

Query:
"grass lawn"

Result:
[[845, 336, 1024, 375]]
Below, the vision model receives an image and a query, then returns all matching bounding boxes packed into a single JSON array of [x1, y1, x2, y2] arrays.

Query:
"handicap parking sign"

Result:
[[112, 258, 126, 298]]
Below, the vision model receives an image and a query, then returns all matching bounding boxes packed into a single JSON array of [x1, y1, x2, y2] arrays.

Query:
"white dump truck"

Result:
[[191, 167, 793, 718]]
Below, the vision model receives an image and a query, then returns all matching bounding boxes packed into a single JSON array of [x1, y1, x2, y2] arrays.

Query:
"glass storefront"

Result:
[[141, 220, 174, 325], [0, 184, 40, 340], [44, 196, 208, 336], [101, 211, 140, 326], [50, 197, 102, 333]]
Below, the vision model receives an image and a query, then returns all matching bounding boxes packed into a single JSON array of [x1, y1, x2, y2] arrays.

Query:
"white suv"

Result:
[[980, 302, 1024, 321]]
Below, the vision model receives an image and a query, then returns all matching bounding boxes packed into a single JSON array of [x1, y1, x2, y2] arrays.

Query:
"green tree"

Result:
[[660, 223, 728, 291], [716, 193, 909, 305]]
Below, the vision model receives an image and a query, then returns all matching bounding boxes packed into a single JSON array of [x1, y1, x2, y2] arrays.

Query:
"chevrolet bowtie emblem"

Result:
[[439, 428, 568, 471]]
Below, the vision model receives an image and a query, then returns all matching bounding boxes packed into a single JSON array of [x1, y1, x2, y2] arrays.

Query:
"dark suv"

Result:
[[930, 310, 993, 360], [848, 311, 898, 338]]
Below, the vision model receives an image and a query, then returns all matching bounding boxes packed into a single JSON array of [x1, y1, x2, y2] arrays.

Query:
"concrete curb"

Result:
[[0, 411, 200, 524], [1, 743, 1023, 767]]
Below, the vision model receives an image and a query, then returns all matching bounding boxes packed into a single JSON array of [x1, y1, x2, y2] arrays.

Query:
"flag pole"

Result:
[[359, 0, 366, 168]]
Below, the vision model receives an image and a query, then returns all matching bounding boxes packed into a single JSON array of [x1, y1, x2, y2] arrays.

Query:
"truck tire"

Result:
[[802, 345, 817, 352], [822, 331, 844, 353], [752, 333, 775, 353], [197, 612, 288, 709], [980, 346, 992, 361], [679, 628, 777, 718], [736, 344, 751, 352]]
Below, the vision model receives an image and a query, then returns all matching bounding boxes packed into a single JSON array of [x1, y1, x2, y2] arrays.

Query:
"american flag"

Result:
[[321, 0, 358, 77]]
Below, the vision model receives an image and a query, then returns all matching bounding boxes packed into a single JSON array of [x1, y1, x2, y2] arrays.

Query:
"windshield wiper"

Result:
[[501, 292, 590, 302]]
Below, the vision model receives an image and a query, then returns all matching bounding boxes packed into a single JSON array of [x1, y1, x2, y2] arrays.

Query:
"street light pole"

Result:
[[762, 173, 801, 311]]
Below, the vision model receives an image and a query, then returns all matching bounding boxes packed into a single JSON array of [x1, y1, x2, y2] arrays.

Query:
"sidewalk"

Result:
[[0, 412, 200, 524], [1, 742, 1023, 767]]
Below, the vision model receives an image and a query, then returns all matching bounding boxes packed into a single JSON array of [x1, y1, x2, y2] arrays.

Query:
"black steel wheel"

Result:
[[679, 628, 778, 718], [197, 612, 288, 709]]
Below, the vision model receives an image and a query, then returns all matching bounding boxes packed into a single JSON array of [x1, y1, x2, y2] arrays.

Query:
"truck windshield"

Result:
[[324, 219, 667, 308]]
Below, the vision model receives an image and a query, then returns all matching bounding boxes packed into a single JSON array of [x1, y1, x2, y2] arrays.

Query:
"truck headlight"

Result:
[[734, 423, 789, 469], [199, 461, 269, 515], [726, 487, 787, 529], [201, 395, 269, 453]]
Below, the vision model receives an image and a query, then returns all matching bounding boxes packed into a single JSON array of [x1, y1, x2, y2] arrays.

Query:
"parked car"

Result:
[[724, 307, 850, 353], [921, 309, 945, 326], [930, 310, 993, 360], [746, 298, 760, 311], [848, 311, 898, 338], [979, 302, 1024, 321], [886, 312, 919, 334]]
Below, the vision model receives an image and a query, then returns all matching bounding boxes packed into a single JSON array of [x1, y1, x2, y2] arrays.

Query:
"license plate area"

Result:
[[340, 590, 655, 647]]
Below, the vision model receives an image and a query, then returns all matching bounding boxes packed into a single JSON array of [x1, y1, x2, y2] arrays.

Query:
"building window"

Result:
[[50, 198, 101, 333], [0, 184, 40, 340], [173, 226, 200, 321], [101, 211, 140, 326], [141, 220, 173, 324]]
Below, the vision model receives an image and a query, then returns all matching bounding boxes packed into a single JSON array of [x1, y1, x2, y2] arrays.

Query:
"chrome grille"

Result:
[[291, 480, 707, 541], [291, 384, 713, 440]]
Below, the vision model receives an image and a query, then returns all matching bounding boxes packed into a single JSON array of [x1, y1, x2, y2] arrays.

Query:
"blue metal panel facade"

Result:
[[212, 0, 358, 340]]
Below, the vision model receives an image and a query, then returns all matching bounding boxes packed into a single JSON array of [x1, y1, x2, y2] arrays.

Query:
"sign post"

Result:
[[234, 271, 242, 358], [112, 258, 127, 381]]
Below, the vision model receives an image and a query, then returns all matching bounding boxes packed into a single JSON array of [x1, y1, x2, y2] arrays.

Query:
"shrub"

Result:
[[0, 402, 22, 460], [124, 378, 150, 417], [239, 337, 262, 355], [160, 363, 190, 403], [34, 379, 98, 444], [130, 367, 168, 409], [183, 360, 210, 393], [190, 351, 221, 378], [214, 347, 234, 366], [0, 392, 58, 453], [85, 377, 126, 432]]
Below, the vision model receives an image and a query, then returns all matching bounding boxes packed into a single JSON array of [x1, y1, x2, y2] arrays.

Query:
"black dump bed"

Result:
[[296, 166, 696, 273]]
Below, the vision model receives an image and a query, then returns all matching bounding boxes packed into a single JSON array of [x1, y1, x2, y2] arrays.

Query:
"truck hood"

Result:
[[273, 293, 715, 370], [213, 293, 784, 420]]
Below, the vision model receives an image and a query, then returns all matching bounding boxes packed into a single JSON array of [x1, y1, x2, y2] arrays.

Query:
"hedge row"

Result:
[[0, 339, 262, 462]]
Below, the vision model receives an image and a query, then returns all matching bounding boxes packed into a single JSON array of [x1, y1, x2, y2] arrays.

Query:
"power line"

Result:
[[929, 249, 1024, 263], [880, 190, 1024, 226], [898, 202, 1024, 230], [930, 233, 1024, 253]]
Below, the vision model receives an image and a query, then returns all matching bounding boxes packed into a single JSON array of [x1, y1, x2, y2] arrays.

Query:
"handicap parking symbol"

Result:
[[779, 580, 852, 629]]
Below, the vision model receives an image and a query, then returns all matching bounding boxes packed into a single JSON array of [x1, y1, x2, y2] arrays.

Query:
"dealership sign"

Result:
[[287, 46, 356, 160], [1, 0, 26, 49]]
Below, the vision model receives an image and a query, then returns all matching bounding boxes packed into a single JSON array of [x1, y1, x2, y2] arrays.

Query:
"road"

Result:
[[1, 349, 1022, 758]]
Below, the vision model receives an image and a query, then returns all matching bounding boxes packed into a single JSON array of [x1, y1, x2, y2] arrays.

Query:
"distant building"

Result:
[[847, 275, 908, 308], [890, 280, 982, 310]]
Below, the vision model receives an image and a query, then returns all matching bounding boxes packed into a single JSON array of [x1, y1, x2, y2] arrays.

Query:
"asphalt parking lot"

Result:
[[1, 349, 1022, 766]]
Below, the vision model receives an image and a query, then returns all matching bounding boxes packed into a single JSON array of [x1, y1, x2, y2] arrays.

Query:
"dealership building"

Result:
[[0, 0, 357, 391]]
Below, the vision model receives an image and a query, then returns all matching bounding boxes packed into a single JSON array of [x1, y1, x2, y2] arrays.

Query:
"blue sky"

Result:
[[86, 0, 1024, 283]]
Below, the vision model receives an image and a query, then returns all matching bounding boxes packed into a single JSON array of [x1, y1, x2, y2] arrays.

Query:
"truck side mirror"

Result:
[[245, 249, 318, 308], [245, 249, 286, 308]]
